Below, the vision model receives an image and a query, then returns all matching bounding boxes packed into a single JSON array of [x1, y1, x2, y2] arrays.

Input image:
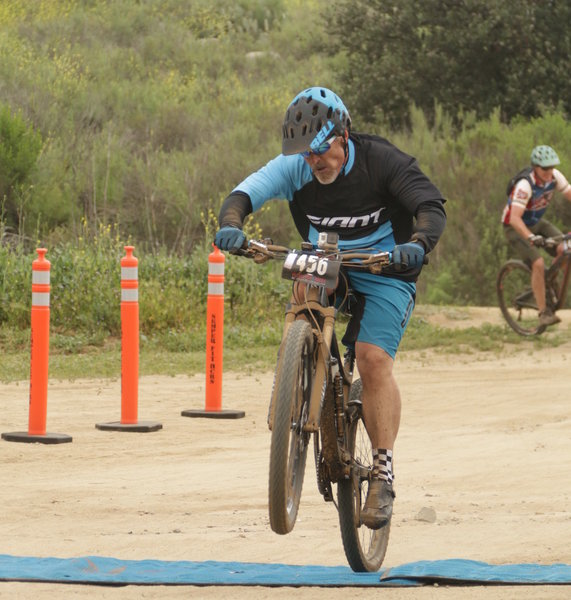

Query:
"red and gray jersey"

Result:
[[220, 133, 446, 281], [501, 169, 570, 226]]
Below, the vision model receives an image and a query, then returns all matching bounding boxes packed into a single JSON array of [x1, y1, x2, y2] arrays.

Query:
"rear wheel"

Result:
[[497, 260, 546, 336], [337, 380, 390, 572], [268, 320, 313, 534]]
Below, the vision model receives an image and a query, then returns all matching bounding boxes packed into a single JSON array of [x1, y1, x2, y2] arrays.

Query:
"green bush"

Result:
[[1, 2, 570, 311], [0, 219, 290, 337], [388, 108, 571, 305]]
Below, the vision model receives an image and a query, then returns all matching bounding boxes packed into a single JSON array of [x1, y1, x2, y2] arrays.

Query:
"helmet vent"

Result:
[[302, 124, 307, 136], [312, 104, 319, 116], [295, 110, 302, 123]]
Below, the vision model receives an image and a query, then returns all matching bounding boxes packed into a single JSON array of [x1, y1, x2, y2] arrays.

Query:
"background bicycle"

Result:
[[497, 232, 571, 336]]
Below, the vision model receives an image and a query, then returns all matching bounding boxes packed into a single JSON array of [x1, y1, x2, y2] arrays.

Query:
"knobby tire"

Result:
[[268, 320, 313, 535], [337, 379, 390, 572], [497, 260, 546, 336]]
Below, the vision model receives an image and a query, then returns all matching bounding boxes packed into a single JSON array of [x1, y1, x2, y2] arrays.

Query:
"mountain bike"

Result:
[[234, 231, 404, 572], [497, 232, 571, 336]]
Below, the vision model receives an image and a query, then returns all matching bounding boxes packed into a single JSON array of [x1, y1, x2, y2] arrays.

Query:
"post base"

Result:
[[95, 421, 162, 432], [2, 431, 72, 444], [181, 409, 245, 419]]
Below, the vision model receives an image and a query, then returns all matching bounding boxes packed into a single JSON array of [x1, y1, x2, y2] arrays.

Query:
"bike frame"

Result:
[[497, 233, 571, 336], [268, 283, 349, 433], [236, 236, 393, 571]]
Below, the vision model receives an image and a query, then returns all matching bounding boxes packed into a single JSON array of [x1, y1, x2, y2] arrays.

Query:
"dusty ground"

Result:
[[1, 308, 570, 599]]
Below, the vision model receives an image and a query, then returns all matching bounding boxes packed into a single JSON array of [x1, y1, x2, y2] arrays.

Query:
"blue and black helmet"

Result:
[[282, 87, 351, 156]]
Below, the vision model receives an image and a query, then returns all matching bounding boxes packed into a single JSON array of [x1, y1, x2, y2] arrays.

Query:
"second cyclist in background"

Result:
[[214, 86, 446, 529], [501, 145, 571, 327]]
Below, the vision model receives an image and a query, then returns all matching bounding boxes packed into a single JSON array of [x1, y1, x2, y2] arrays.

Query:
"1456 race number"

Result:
[[281, 251, 340, 288]]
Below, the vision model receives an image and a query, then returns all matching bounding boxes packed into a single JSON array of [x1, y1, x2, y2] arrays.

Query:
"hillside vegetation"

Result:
[[1, 0, 570, 343]]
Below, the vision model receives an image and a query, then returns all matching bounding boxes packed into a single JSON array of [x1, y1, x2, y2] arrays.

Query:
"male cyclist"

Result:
[[501, 145, 571, 327], [215, 87, 446, 529]]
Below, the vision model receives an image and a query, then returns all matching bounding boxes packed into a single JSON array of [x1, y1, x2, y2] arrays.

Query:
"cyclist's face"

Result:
[[303, 136, 346, 184], [534, 165, 555, 184]]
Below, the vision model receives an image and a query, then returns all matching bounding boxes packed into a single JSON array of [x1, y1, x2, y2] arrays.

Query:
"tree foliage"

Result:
[[0, 104, 43, 230], [0, 0, 323, 250], [0, 0, 570, 312], [329, 0, 571, 128]]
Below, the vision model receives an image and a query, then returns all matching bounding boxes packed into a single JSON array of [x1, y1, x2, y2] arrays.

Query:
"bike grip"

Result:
[[229, 238, 249, 255], [387, 251, 430, 266]]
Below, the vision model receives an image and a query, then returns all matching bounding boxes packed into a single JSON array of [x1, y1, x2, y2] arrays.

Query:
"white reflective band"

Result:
[[208, 282, 224, 295], [32, 292, 50, 306], [208, 263, 225, 275], [32, 271, 50, 284], [121, 267, 138, 280], [121, 289, 139, 302]]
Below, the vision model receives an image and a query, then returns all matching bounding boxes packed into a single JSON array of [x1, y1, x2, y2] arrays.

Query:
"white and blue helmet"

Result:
[[530, 145, 560, 168]]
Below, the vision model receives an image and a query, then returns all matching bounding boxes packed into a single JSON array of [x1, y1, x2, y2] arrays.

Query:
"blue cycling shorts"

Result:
[[339, 270, 415, 359]]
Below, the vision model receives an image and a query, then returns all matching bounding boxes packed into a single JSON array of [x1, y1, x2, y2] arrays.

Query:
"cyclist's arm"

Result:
[[561, 178, 571, 202], [507, 179, 536, 240], [555, 171, 571, 201], [218, 155, 311, 228], [381, 152, 446, 252], [218, 192, 252, 228], [509, 204, 535, 241], [412, 200, 447, 253]]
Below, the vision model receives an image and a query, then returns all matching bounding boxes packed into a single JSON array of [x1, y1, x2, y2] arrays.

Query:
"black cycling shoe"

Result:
[[361, 479, 395, 529]]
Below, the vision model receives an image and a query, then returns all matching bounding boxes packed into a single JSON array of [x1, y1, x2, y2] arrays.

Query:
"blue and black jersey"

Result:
[[219, 132, 446, 282]]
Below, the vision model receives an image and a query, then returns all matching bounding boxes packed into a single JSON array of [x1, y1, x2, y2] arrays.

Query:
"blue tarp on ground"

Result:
[[381, 559, 571, 585], [0, 555, 405, 587], [0, 554, 570, 587]]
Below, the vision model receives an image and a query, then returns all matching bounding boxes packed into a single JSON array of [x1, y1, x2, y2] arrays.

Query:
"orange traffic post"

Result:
[[182, 244, 245, 420], [2, 249, 72, 444], [96, 246, 162, 433]]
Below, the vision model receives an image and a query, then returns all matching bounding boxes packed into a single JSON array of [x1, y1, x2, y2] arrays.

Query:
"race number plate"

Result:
[[281, 251, 340, 288]]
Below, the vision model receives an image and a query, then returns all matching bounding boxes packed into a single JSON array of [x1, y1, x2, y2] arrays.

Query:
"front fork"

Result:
[[267, 300, 337, 432]]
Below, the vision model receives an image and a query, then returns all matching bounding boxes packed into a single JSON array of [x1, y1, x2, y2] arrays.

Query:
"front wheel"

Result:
[[337, 379, 390, 572], [268, 320, 314, 534], [497, 260, 546, 336]]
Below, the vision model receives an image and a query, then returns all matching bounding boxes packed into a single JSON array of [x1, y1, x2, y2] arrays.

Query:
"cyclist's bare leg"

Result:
[[355, 341, 400, 451], [356, 341, 399, 528], [531, 256, 547, 312]]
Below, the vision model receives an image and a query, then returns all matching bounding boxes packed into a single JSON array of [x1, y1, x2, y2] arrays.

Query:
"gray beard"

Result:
[[313, 169, 339, 185]]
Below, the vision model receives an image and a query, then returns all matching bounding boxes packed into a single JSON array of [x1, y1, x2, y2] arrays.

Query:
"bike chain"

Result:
[[315, 450, 334, 502]]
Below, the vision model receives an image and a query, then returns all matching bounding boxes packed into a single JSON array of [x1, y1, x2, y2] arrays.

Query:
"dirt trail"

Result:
[[1, 308, 570, 599]]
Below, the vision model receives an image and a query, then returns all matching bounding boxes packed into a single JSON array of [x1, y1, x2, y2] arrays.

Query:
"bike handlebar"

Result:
[[543, 232, 571, 250], [232, 238, 428, 270]]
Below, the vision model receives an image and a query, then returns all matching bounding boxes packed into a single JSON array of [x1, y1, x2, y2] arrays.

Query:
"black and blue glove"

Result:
[[393, 241, 425, 269], [214, 225, 246, 251]]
